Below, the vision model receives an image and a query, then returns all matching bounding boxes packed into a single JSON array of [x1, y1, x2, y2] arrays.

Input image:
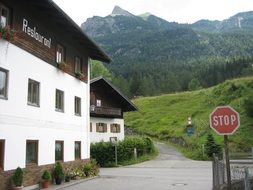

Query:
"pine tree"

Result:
[[205, 134, 222, 159]]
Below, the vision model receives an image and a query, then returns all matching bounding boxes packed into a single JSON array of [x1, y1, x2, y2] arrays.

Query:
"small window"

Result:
[[74, 96, 81, 116], [27, 79, 40, 107], [96, 99, 101, 107], [56, 44, 65, 63], [26, 140, 38, 165], [75, 141, 81, 160], [75, 57, 82, 73], [55, 141, 64, 161], [90, 123, 92, 132], [110, 124, 121, 133], [0, 140, 5, 170], [0, 4, 9, 27], [0, 68, 8, 99], [55, 89, 64, 112], [96, 123, 107, 133]]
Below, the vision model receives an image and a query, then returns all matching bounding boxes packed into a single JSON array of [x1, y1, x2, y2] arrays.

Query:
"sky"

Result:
[[53, 0, 253, 25]]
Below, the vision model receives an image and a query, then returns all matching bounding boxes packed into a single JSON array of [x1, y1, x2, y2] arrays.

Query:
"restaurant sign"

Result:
[[22, 18, 51, 48]]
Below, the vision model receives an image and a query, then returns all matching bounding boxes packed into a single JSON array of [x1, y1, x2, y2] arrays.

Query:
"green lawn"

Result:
[[125, 77, 253, 160]]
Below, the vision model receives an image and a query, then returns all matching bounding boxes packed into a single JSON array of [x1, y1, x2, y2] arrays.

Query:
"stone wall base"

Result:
[[0, 159, 89, 190]]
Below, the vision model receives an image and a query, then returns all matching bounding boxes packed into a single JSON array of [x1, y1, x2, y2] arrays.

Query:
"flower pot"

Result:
[[55, 178, 62, 185], [42, 181, 49, 188], [65, 176, 70, 182]]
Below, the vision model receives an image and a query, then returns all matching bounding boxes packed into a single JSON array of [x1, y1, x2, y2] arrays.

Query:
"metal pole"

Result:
[[244, 167, 250, 190], [134, 148, 137, 160], [224, 135, 231, 190], [251, 147, 253, 160], [115, 144, 118, 166]]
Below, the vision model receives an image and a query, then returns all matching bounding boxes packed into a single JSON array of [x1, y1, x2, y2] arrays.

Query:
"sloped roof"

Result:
[[18, 0, 111, 63], [90, 77, 137, 112]]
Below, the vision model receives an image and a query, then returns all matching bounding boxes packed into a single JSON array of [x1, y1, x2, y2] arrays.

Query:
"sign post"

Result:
[[110, 137, 118, 166], [209, 106, 240, 190]]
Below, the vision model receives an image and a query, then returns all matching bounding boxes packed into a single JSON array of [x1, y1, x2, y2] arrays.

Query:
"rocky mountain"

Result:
[[192, 11, 253, 33], [81, 6, 253, 97]]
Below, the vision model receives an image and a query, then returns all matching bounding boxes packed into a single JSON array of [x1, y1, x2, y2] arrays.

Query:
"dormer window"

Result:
[[75, 57, 81, 73], [0, 4, 9, 28], [56, 44, 65, 63]]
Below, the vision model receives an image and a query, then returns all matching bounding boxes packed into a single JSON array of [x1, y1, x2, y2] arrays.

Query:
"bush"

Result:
[[244, 96, 253, 117], [53, 162, 64, 179], [91, 136, 155, 167], [12, 167, 23, 187], [205, 134, 222, 159], [42, 170, 52, 181]]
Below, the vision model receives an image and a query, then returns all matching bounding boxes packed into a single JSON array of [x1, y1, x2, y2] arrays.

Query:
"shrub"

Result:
[[42, 170, 52, 181], [12, 167, 23, 187], [244, 96, 253, 117], [91, 136, 155, 166], [53, 162, 64, 179], [205, 134, 222, 159]]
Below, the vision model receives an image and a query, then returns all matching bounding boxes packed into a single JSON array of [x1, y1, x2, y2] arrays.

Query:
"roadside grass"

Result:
[[125, 77, 253, 160], [118, 147, 159, 166]]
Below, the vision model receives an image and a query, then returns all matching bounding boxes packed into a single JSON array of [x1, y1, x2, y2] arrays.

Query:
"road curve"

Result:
[[61, 142, 212, 190]]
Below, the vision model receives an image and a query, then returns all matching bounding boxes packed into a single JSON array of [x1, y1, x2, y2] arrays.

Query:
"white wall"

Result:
[[90, 117, 124, 143], [0, 40, 90, 171]]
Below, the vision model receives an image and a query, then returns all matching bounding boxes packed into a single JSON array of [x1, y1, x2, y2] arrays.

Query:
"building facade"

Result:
[[90, 77, 137, 143], [0, 0, 110, 189]]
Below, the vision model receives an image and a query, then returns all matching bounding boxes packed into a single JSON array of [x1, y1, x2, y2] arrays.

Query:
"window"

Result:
[[96, 123, 107, 133], [96, 99, 101, 107], [55, 141, 64, 161], [0, 68, 8, 99], [75, 57, 82, 73], [74, 96, 81, 116], [27, 79, 40, 106], [90, 123, 92, 132], [110, 124, 121, 133], [56, 44, 65, 63], [0, 140, 4, 170], [75, 141, 81, 160], [26, 140, 38, 165], [55, 89, 64, 112], [0, 4, 9, 27]]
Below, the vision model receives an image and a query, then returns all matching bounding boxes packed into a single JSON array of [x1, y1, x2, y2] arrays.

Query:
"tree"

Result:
[[90, 60, 112, 80], [205, 134, 222, 159], [188, 78, 202, 91]]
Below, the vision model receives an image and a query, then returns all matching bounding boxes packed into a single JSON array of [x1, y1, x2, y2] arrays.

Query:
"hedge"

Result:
[[90, 136, 155, 167]]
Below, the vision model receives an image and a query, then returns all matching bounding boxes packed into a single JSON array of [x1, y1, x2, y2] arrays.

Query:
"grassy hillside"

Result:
[[125, 77, 253, 159]]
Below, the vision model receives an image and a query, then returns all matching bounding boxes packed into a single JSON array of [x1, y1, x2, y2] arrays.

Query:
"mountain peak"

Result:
[[111, 6, 134, 17]]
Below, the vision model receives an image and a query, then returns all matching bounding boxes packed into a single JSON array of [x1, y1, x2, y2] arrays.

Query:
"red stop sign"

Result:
[[209, 106, 240, 135]]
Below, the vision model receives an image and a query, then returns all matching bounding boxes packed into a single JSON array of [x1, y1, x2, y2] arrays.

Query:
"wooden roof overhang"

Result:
[[17, 0, 111, 63], [91, 77, 138, 112]]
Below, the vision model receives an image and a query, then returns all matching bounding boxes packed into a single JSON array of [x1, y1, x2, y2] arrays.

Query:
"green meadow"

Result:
[[125, 77, 253, 160]]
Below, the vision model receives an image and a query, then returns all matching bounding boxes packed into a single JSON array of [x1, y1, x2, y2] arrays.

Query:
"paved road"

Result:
[[62, 142, 212, 190]]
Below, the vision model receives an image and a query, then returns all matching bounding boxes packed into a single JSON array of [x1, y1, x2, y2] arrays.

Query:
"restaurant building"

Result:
[[0, 0, 110, 189]]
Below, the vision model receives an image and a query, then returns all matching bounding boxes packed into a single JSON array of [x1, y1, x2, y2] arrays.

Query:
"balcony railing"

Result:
[[90, 106, 122, 117]]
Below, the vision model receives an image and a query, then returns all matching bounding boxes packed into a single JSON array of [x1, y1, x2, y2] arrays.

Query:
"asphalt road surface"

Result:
[[62, 142, 212, 190]]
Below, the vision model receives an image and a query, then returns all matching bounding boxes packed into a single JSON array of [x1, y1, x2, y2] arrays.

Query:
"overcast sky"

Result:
[[53, 0, 253, 25]]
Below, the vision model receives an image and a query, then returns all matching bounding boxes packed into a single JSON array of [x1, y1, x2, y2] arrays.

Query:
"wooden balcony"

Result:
[[90, 106, 122, 118]]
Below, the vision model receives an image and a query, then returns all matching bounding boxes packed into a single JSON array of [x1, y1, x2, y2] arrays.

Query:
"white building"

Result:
[[90, 77, 137, 143], [0, 0, 110, 189]]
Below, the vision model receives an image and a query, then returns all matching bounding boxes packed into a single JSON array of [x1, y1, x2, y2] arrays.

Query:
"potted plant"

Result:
[[41, 170, 52, 188], [12, 167, 23, 190], [75, 71, 86, 80], [53, 162, 64, 185], [57, 62, 71, 72], [0, 25, 16, 41], [65, 175, 70, 182]]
